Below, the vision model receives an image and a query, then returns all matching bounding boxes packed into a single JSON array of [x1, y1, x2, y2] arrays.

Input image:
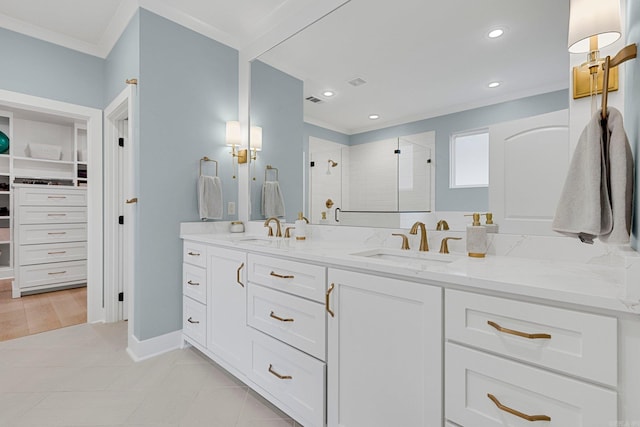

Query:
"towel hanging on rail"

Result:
[[197, 157, 223, 220]]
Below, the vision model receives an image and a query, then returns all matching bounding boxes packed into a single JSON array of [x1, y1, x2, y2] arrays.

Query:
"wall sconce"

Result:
[[226, 120, 247, 164], [568, 0, 621, 102], [250, 125, 262, 161], [326, 159, 338, 175]]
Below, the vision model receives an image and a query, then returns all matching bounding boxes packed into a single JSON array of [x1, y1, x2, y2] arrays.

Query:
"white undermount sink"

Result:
[[351, 248, 459, 266], [235, 236, 275, 246]]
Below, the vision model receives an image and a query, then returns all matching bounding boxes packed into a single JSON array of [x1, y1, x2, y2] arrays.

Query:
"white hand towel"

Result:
[[262, 181, 285, 218], [552, 107, 633, 244], [198, 175, 223, 220]]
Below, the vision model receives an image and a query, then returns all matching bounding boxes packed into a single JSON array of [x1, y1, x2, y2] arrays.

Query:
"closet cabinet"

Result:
[[326, 269, 442, 427]]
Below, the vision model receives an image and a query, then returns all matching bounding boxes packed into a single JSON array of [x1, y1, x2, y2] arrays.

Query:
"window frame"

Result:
[[449, 128, 490, 189]]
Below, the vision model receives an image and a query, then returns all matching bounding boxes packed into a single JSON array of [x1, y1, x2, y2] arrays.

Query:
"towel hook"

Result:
[[265, 165, 279, 181], [200, 156, 218, 177]]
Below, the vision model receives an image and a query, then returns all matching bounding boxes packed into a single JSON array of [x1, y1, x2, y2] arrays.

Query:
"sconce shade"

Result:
[[568, 0, 621, 53], [226, 120, 241, 146], [250, 126, 263, 151]]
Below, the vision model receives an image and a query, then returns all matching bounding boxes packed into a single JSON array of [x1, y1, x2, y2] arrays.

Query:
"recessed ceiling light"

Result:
[[323, 90, 335, 97], [369, 114, 380, 120], [488, 81, 501, 88], [488, 28, 504, 39]]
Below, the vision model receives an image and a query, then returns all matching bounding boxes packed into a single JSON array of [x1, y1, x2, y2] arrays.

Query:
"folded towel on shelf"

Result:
[[262, 181, 285, 218], [552, 107, 634, 244], [198, 175, 223, 220]]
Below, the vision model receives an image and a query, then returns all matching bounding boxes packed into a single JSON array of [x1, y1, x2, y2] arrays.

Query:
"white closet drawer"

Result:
[[248, 254, 326, 302], [18, 206, 87, 224], [19, 241, 87, 265], [183, 241, 207, 268], [183, 263, 206, 304], [18, 260, 86, 289], [18, 223, 87, 244], [17, 187, 87, 206], [445, 289, 617, 387], [183, 296, 207, 347], [445, 343, 617, 427], [248, 283, 326, 361], [249, 329, 325, 427]]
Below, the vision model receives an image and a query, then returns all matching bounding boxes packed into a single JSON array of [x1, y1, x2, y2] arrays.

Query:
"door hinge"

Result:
[[118, 137, 124, 147], [118, 215, 124, 225], [118, 292, 124, 302], [310, 161, 315, 167]]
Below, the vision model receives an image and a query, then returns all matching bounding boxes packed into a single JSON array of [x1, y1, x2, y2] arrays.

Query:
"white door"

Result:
[[326, 268, 443, 427]]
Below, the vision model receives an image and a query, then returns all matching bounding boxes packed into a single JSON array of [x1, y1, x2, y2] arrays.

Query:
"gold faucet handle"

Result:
[[265, 225, 274, 237], [436, 220, 450, 230], [392, 233, 411, 250], [439, 237, 462, 254], [284, 227, 295, 238]]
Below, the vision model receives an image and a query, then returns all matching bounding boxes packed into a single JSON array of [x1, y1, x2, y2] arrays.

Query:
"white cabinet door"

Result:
[[327, 269, 442, 427], [207, 246, 250, 374]]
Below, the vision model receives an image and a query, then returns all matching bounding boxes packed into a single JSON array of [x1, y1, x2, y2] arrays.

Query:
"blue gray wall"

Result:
[[627, 0, 640, 251], [250, 60, 304, 223], [0, 27, 103, 109], [104, 11, 140, 105]]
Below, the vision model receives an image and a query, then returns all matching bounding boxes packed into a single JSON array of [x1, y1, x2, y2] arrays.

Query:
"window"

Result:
[[450, 130, 489, 188]]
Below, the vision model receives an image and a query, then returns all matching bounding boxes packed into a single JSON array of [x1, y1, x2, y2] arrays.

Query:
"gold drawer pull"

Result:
[[187, 317, 200, 324], [48, 232, 67, 235], [326, 283, 335, 317], [47, 196, 67, 199], [237, 262, 245, 287], [48, 271, 67, 275], [487, 393, 551, 422], [487, 320, 552, 340], [187, 251, 200, 256], [187, 280, 200, 286], [270, 271, 294, 279], [268, 364, 292, 380], [47, 213, 67, 216], [270, 311, 294, 322], [48, 251, 67, 255]]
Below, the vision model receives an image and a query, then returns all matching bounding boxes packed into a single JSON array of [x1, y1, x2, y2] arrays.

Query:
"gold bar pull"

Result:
[[126, 197, 138, 204], [326, 283, 335, 317], [487, 394, 551, 422], [187, 317, 200, 324], [187, 251, 200, 256], [47, 213, 67, 216], [270, 311, 294, 322], [487, 320, 551, 340], [48, 271, 67, 275], [268, 364, 292, 380], [237, 263, 245, 287], [270, 271, 294, 279], [47, 251, 67, 255], [48, 232, 67, 235], [187, 280, 200, 286], [47, 196, 67, 199]]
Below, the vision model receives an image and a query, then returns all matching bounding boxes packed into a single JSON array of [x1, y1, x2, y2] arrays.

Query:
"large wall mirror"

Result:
[[249, 0, 570, 226]]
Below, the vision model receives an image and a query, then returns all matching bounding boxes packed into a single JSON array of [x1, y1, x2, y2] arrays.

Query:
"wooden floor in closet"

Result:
[[0, 279, 87, 341]]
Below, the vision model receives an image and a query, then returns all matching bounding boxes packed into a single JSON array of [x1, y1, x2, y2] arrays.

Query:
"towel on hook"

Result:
[[552, 107, 634, 244], [198, 175, 223, 220], [262, 181, 285, 218]]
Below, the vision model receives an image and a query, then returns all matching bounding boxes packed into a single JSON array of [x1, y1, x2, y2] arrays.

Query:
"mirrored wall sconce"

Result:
[[250, 125, 262, 161], [226, 120, 247, 164]]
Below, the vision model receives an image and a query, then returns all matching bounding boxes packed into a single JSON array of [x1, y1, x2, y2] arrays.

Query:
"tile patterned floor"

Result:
[[0, 322, 303, 427]]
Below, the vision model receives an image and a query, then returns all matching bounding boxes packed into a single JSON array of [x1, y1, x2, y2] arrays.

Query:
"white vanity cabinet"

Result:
[[326, 268, 443, 427], [182, 241, 208, 347], [444, 289, 618, 427]]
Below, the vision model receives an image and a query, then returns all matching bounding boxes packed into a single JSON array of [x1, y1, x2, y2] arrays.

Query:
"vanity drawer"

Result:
[[248, 283, 326, 361], [17, 260, 86, 290], [445, 343, 616, 427], [18, 223, 87, 245], [183, 240, 207, 268], [18, 206, 87, 225], [445, 289, 617, 386], [248, 254, 326, 302], [19, 241, 87, 265], [182, 263, 206, 304], [16, 187, 87, 206], [183, 296, 207, 347], [249, 329, 325, 427]]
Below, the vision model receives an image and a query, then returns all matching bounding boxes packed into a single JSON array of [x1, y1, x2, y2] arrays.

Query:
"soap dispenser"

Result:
[[482, 212, 499, 234], [466, 213, 487, 258], [295, 212, 307, 241]]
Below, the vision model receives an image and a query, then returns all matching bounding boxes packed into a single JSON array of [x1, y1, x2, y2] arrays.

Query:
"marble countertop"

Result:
[[181, 230, 640, 315]]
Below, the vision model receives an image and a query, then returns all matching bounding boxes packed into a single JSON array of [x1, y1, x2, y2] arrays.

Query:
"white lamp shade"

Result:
[[250, 126, 263, 151], [226, 120, 241, 146], [568, 0, 621, 53]]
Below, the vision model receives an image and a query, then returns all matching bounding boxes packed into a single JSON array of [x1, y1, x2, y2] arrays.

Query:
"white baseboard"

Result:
[[126, 329, 183, 362]]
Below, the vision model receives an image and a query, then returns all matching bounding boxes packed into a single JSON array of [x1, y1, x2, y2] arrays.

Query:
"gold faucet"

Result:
[[436, 220, 450, 231], [391, 233, 410, 250], [409, 221, 429, 251], [439, 237, 462, 254], [264, 217, 282, 237], [284, 227, 295, 238]]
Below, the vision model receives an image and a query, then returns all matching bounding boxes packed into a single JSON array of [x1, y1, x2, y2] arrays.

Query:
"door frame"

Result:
[[0, 88, 104, 323]]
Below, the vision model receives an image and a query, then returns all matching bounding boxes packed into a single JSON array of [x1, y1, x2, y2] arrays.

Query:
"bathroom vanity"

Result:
[[181, 223, 640, 427]]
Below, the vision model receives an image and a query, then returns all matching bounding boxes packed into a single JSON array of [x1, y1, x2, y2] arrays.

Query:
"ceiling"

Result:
[[0, 0, 571, 134]]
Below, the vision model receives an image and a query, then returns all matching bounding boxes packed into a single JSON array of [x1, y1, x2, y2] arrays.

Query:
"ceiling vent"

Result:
[[305, 96, 323, 103], [348, 77, 367, 87]]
